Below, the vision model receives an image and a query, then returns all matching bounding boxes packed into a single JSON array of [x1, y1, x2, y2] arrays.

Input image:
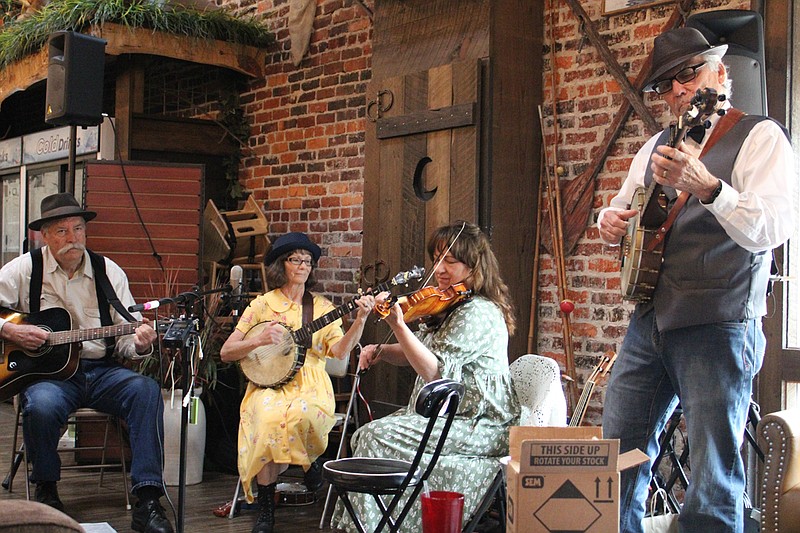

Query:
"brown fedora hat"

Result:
[[643, 27, 728, 92], [28, 193, 97, 231]]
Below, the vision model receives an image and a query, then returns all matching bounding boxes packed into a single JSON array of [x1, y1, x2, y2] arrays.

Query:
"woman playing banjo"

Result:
[[220, 232, 375, 533]]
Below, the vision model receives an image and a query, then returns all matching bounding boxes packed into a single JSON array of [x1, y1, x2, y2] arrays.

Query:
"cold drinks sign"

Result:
[[22, 124, 99, 165]]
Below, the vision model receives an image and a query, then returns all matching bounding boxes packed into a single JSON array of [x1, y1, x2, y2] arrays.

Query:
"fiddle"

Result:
[[374, 283, 472, 324]]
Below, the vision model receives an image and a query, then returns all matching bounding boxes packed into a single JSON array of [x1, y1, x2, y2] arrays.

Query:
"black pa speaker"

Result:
[[45, 31, 107, 127], [687, 10, 766, 116]]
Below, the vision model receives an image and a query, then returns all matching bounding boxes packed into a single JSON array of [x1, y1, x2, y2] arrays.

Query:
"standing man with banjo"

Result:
[[598, 27, 795, 532]]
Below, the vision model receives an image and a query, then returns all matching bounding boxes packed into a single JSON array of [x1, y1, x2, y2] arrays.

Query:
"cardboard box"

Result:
[[506, 426, 649, 533]]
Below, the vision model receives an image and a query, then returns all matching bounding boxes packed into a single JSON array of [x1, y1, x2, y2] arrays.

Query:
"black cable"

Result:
[[104, 116, 164, 272]]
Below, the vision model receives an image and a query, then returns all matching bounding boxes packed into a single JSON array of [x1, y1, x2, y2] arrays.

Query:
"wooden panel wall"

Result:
[[363, 60, 482, 405], [84, 161, 203, 304], [365, 0, 542, 354]]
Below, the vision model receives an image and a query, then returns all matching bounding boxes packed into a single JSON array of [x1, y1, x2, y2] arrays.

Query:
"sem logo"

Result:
[[522, 475, 544, 488]]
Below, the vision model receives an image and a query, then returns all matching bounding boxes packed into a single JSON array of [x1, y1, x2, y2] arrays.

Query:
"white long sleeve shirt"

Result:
[[599, 102, 796, 253]]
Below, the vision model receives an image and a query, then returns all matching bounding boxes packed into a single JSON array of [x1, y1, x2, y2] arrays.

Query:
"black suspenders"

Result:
[[29, 248, 137, 357]]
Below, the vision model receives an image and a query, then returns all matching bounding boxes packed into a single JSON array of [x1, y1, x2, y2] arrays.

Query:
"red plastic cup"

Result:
[[421, 491, 464, 533]]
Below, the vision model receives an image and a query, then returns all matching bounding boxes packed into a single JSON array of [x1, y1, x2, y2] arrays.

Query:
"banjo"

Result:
[[620, 88, 723, 302], [240, 266, 424, 388]]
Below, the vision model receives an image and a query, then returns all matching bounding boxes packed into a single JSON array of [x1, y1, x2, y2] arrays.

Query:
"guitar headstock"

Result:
[[391, 266, 425, 287], [588, 350, 618, 382], [597, 350, 617, 377]]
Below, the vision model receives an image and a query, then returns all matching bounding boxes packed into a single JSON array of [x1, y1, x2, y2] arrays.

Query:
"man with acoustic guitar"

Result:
[[598, 27, 795, 533], [0, 193, 173, 533]]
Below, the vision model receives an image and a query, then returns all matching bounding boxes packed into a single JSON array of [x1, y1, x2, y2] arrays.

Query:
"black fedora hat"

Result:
[[643, 27, 728, 92], [264, 232, 321, 266], [28, 193, 97, 231]]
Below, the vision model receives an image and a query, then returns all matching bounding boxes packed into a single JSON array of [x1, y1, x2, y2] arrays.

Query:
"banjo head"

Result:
[[239, 322, 306, 388], [620, 187, 660, 302]]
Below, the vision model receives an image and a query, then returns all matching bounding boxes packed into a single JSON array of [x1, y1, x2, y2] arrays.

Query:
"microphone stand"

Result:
[[230, 282, 243, 327], [159, 285, 230, 533]]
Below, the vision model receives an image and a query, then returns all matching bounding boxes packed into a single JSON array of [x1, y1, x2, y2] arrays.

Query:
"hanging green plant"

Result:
[[0, 0, 275, 69], [1, 1, 19, 26], [218, 92, 250, 206]]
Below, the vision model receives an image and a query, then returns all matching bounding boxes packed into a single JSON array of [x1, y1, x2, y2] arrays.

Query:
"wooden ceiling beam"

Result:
[[0, 23, 267, 105]]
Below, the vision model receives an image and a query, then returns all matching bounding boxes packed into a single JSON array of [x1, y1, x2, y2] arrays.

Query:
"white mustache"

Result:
[[55, 243, 85, 256]]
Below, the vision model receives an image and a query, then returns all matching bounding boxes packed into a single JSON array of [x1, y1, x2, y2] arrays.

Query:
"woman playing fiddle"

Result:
[[220, 232, 375, 533], [332, 220, 520, 533]]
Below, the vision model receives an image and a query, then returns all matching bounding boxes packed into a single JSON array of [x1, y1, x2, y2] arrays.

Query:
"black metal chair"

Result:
[[323, 378, 465, 533]]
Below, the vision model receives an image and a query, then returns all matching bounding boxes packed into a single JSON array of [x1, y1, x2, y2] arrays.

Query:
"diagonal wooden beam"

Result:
[[543, 0, 696, 255], [562, 0, 659, 134], [563, 0, 698, 211]]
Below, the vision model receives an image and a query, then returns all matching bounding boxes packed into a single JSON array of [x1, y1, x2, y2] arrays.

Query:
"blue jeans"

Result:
[[602, 308, 763, 533], [21, 358, 166, 494]]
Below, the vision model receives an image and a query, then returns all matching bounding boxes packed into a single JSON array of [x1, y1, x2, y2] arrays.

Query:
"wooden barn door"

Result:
[[364, 59, 481, 285], [361, 59, 482, 407]]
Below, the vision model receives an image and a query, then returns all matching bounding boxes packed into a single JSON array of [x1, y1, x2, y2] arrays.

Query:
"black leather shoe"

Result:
[[303, 459, 324, 492], [35, 481, 65, 512], [132, 498, 174, 533]]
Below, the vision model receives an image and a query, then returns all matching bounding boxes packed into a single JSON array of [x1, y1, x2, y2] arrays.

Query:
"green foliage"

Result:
[[0, 0, 274, 69], [1, 1, 19, 25], [218, 92, 250, 203]]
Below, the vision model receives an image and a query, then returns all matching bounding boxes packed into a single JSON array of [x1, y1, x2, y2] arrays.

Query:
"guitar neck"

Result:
[[569, 381, 596, 427], [48, 321, 143, 347]]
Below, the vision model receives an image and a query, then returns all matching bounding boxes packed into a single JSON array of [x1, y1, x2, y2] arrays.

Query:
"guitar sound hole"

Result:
[[28, 325, 55, 356]]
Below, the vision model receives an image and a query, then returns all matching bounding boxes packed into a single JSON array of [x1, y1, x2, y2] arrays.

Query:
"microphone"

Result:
[[230, 265, 243, 295], [128, 297, 174, 313], [230, 265, 244, 316]]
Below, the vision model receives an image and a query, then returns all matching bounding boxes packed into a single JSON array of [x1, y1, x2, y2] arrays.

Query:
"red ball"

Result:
[[559, 299, 575, 314]]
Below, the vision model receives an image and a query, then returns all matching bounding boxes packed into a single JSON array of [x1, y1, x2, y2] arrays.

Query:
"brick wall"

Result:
[[223, 0, 373, 303], [220, 0, 754, 423], [537, 0, 750, 424]]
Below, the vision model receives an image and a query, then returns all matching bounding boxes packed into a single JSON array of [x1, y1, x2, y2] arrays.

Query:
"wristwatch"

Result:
[[701, 179, 723, 205]]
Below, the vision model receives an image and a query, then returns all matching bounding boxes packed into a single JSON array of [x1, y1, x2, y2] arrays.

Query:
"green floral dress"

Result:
[[331, 295, 520, 532]]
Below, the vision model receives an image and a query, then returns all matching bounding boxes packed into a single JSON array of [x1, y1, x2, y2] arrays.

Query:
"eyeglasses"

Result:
[[286, 257, 314, 266], [652, 62, 706, 95]]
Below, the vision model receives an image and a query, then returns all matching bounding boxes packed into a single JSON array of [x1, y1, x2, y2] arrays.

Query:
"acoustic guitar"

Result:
[[0, 306, 143, 402], [569, 351, 616, 427], [620, 88, 723, 302], [240, 266, 424, 389]]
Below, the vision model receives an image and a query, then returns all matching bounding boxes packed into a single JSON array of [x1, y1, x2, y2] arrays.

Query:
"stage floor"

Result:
[[0, 399, 331, 533]]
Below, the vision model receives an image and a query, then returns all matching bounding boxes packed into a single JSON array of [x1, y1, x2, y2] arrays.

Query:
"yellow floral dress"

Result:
[[235, 289, 344, 502]]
